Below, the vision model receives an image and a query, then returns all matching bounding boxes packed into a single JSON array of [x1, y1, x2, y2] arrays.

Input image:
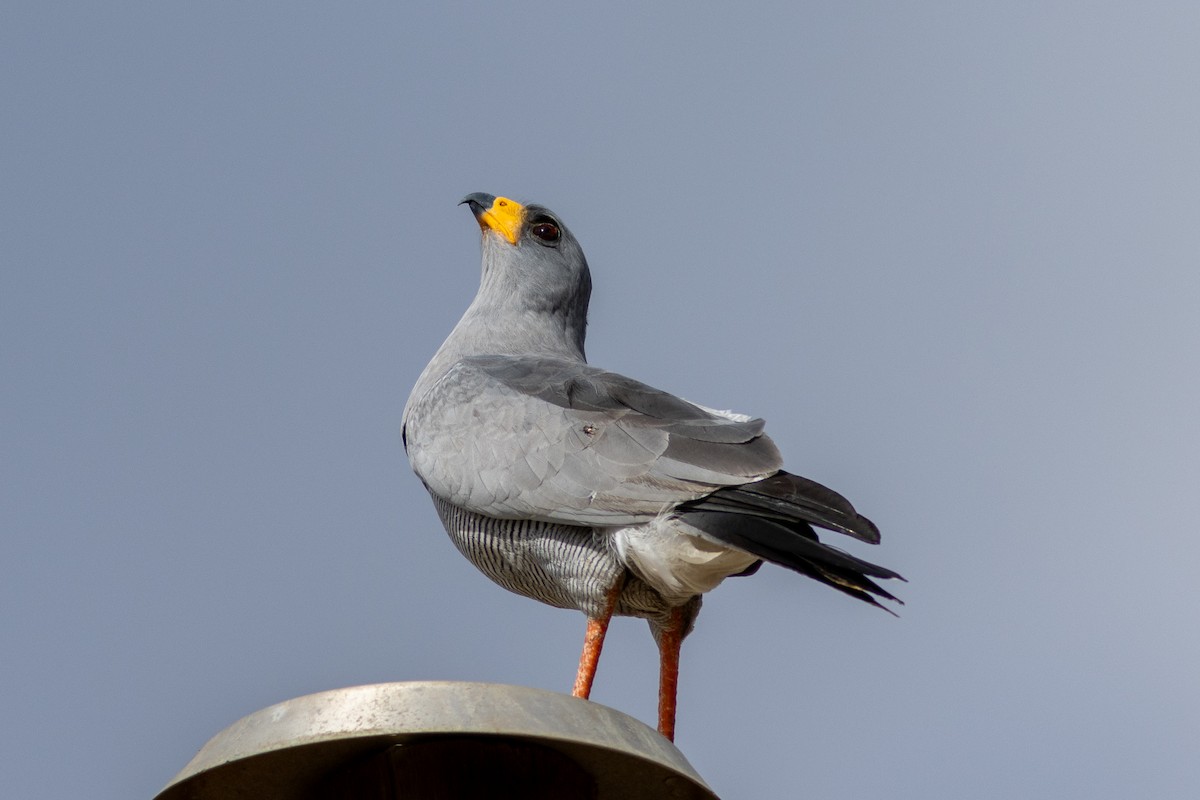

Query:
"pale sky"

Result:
[[3, 4, 1199, 798]]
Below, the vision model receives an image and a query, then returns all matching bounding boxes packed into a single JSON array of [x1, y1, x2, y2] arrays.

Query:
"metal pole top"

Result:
[[156, 681, 718, 799]]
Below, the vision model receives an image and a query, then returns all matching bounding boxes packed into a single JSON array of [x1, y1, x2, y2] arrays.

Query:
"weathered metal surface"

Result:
[[155, 681, 718, 800]]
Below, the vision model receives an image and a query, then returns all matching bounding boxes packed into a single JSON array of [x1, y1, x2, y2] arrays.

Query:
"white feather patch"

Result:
[[685, 400, 755, 423], [611, 516, 758, 605]]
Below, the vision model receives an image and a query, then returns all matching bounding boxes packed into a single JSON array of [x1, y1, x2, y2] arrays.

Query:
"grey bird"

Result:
[[402, 193, 902, 740]]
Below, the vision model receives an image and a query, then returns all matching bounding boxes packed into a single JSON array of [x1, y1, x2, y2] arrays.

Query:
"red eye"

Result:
[[531, 222, 560, 242]]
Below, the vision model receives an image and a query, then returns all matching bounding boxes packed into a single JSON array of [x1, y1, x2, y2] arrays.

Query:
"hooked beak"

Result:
[[460, 192, 524, 245]]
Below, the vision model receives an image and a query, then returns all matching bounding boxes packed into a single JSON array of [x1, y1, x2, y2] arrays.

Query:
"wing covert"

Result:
[[404, 356, 782, 525]]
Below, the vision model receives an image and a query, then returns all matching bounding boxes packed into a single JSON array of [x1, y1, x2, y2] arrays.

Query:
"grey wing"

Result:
[[403, 356, 782, 525]]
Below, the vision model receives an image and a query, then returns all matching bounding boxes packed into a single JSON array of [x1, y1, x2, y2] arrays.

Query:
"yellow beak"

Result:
[[474, 196, 525, 245]]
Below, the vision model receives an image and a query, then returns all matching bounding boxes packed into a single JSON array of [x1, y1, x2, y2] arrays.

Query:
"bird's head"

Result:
[[460, 193, 592, 330]]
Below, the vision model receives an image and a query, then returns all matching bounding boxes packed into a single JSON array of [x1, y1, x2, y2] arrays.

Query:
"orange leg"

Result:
[[572, 576, 624, 699], [657, 606, 685, 742]]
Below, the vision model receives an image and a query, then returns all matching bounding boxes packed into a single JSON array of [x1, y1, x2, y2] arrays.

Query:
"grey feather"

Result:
[[406, 356, 781, 526]]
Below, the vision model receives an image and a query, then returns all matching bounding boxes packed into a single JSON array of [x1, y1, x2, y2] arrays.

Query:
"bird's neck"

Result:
[[405, 298, 588, 426], [446, 299, 587, 362]]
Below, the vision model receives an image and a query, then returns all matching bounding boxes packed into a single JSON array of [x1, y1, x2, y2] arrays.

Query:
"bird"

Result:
[[402, 192, 902, 741]]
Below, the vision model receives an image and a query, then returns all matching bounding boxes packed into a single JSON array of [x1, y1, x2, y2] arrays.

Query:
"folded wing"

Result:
[[404, 355, 782, 525]]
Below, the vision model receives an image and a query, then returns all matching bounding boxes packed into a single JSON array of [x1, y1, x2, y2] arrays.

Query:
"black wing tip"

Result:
[[678, 508, 904, 609], [873, 599, 902, 618], [827, 574, 905, 615], [854, 514, 882, 545], [770, 536, 906, 612], [727, 471, 884, 545]]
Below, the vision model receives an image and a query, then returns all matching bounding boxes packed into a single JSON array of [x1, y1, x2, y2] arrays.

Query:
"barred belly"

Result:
[[429, 493, 674, 623]]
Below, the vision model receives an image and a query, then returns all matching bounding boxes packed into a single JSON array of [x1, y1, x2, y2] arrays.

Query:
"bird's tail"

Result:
[[677, 471, 904, 612]]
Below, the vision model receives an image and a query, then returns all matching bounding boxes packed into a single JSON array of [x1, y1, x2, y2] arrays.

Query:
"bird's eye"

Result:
[[531, 221, 561, 243]]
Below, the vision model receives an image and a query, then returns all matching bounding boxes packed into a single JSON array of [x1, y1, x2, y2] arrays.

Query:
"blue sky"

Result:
[[3, 4, 1198, 798]]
